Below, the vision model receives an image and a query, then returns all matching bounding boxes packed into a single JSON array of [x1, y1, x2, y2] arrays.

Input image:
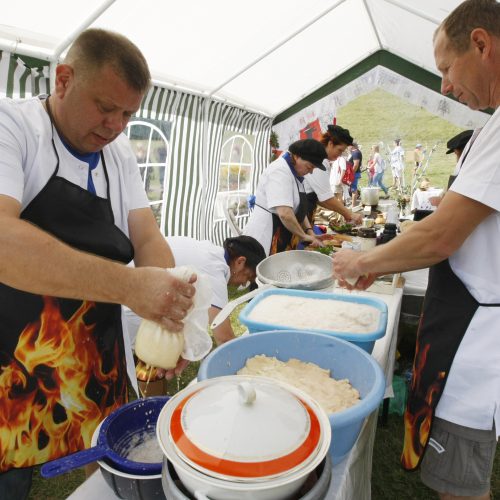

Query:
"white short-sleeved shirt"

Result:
[[435, 107, 500, 433], [0, 96, 150, 392], [0, 97, 149, 236], [243, 155, 305, 256], [303, 159, 335, 201], [410, 188, 443, 212], [390, 146, 405, 170], [167, 237, 230, 309], [330, 157, 346, 193]]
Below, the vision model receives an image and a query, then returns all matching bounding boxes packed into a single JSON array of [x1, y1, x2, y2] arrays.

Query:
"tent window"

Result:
[[125, 119, 170, 230], [214, 133, 254, 222]]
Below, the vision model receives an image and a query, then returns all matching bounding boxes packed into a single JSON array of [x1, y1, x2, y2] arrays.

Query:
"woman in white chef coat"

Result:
[[126, 234, 266, 354], [243, 139, 327, 256], [303, 124, 363, 225]]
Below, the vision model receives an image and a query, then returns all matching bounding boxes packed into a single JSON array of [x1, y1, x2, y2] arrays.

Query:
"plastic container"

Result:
[[197, 330, 386, 465], [90, 414, 167, 500], [41, 397, 168, 478], [239, 288, 388, 353], [377, 223, 398, 245], [357, 228, 377, 251]]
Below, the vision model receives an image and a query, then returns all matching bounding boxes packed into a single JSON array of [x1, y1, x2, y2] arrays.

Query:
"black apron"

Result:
[[402, 170, 500, 470], [305, 191, 319, 226], [269, 179, 308, 255], [0, 101, 134, 471]]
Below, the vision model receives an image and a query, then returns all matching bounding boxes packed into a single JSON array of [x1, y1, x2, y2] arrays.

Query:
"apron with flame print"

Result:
[[0, 130, 133, 471], [402, 254, 500, 471]]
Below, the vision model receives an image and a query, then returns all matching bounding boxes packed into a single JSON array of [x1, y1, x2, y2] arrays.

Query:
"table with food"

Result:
[[64, 230, 405, 500]]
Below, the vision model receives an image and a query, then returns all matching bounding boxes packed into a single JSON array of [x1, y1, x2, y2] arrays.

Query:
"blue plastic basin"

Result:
[[239, 288, 388, 353], [197, 330, 385, 465]]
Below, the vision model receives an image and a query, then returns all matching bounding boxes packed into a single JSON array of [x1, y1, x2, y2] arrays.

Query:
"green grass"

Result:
[[336, 88, 464, 191]]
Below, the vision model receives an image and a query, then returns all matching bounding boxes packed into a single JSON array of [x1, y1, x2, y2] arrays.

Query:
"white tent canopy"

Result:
[[1, 0, 461, 118]]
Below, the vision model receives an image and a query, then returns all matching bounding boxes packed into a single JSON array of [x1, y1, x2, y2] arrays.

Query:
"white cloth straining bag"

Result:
[[134, 265, 213, 369]]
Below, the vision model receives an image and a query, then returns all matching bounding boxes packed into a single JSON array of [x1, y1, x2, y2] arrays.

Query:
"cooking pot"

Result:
[[156, 376, 331, 500], [360, 187, 379, 206]]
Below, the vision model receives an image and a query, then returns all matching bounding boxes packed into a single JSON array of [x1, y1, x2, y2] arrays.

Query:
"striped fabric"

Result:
[[0, 51, 50, 98], [138, 86, 272, 244], [0, 58, 272, 245]]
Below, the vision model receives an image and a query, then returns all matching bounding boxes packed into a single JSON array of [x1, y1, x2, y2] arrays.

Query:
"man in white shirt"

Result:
[[333, 1, 500, 498], [0, 29, 194, 497]]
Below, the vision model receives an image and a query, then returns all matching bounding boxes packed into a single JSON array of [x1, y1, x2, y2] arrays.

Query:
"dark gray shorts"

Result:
[[420, 416, 497, 497]]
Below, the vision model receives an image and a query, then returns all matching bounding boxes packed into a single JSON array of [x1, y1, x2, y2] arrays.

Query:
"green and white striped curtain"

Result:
[[138, 85, 272, 244], [0, 51, 50, 98], [204, 101, 272, 246]]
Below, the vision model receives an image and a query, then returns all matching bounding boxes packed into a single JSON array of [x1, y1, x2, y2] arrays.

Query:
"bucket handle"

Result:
[[41, 446, 109, 478]]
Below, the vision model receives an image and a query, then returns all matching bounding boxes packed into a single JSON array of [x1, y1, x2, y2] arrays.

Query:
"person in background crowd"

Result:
[[390, 138, 405, 190], [126, 235, 266, 351], [371, 144, 389, 197], [330, 150, 347, 201], [303, 125, 363, 226], [446, 129, 474, 162], [333, 1, 500, 498], [0, 29, 195, 499], [429, 129, 474, 208], [414, 143, 424, 171], [348, 141, 363, 207], [366, 152, 376, 187], [243, 139, 326, 256]]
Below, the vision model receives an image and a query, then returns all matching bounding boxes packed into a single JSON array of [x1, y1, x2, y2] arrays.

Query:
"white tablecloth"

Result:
[[68, 287, 403, 500]]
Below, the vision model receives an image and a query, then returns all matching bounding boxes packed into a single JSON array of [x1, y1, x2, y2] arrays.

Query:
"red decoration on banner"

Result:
[[299, 119, 322, 141]]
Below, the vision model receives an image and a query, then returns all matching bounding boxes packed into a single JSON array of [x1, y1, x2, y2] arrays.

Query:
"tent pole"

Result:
[[382, 0, 441, 25], [363, 0, 383, 50], [200, 98, 211, 240], [53, 0, 117, 60]]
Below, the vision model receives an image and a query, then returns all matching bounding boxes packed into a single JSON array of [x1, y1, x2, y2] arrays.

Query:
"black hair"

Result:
[[223, 236, 266, 271], [326, 124, 353, 146]]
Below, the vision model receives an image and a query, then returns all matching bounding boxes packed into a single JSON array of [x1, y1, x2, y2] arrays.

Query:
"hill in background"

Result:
[[336, 88, 465, 189]]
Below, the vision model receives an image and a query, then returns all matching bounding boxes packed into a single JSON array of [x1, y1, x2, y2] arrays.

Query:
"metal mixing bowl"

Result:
[[256, 250, 334, 290]]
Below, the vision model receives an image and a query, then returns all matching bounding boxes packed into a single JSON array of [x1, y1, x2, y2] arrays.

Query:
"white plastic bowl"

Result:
[[198, 330, 386, 464]]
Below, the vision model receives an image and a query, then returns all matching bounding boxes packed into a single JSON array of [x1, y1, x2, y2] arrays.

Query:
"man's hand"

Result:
[[127, 268, 196, 332], [304, 234, 325, 248], [332, 248, 376, 291]]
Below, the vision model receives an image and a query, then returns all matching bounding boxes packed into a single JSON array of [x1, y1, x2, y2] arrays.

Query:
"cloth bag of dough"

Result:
[[134, 265, 213, 369]]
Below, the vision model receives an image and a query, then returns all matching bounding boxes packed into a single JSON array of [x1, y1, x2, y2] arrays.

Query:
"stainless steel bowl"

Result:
[[256, 250, 334, 290]]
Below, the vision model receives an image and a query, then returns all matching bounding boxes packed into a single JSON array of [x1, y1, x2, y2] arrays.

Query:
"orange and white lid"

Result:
[[167, 376, 324, 481]]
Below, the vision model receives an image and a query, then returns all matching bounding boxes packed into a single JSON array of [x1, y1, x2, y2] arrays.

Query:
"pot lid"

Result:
[[167, 376, 323, 481]]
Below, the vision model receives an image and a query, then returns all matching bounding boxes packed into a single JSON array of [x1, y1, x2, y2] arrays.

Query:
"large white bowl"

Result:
[[156, 376, 331, 500]]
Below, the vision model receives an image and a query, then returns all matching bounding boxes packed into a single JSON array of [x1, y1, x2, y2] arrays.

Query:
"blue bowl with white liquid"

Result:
[[41, 396, 169, 478]]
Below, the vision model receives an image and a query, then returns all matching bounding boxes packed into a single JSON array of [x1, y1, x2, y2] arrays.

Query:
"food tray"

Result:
[[239, 288, 388, 353]]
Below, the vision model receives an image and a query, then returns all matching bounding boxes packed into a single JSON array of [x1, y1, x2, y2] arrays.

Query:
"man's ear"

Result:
[[54, 64, 74, 98], [471, 28, 490, 58]]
